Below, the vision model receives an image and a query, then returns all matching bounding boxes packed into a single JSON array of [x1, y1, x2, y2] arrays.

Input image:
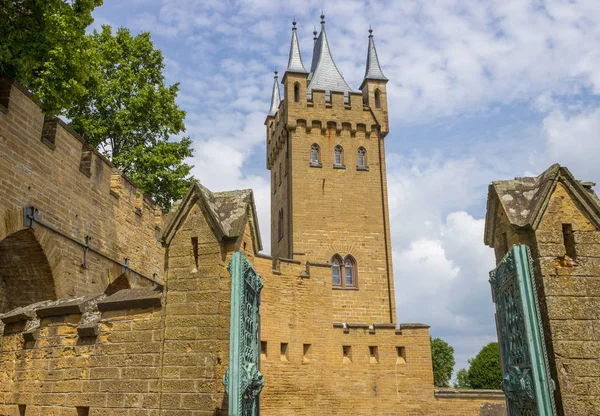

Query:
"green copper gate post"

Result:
[[489, 245, 556, 416], [223, 252, 264, 416]]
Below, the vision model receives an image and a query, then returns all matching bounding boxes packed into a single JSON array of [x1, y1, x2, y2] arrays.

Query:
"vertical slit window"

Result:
[[374, 89, 381, 108], [294, 83, 300, 102], [278, 209, 284, 241], [396, 346, 406, 364], [369, 346, 379, 364], [18, 405, 26, 416], [260, 341, 267, 359], [191, 237, 199, 269], [342, 345, 352, 363], [563, 223, 577, 259], [76, 407, 90, 416], [280, 343, 289, 362]]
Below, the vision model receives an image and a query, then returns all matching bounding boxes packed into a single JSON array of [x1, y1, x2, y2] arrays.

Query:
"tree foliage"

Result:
[[431, 337, 455, 387], [66, 26, 193, 208], [0, 0, 102, 114], [466, 342, 503, 389], [454, 368, 471, 389]]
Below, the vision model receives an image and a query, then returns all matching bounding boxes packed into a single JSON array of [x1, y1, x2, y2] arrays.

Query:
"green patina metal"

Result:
[[489, 245, 556, 416], [223, 252, 264, 416]]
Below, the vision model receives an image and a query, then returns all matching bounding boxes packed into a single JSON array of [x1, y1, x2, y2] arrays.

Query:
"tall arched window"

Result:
[[344, 255, 356, 287], [331, 254, 343, 286], [278, 209, 284, 241], [294, 83, 300, 103], [374, 89, 381, 108], [310, 143, 321, 166], [334, 145, 344, 166], [357, 147, 366, 168]]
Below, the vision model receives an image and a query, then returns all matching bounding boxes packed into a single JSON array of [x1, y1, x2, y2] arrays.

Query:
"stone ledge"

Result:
[[36, 295, 99, 318], [97, 288, 162, 312], [307, 261, 331, 268], [434, 388, 505, 400], [399, 323, 430, 330], [373, 323, 396, 329]]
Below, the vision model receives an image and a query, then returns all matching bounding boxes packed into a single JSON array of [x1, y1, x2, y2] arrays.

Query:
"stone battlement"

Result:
[[0, 77, 167, 312]]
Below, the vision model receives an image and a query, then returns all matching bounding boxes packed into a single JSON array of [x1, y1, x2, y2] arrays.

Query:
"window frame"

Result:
[[333, 145, 345, 169], [374, 89, 381, 108], [310, 143, 322, 167], [357, 147, 368, 171], [331, 254, 357, 288], [294, 83, 301, 103]]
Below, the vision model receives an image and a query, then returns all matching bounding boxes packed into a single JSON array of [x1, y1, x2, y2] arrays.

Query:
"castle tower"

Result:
[[265, 16, 395, 323]]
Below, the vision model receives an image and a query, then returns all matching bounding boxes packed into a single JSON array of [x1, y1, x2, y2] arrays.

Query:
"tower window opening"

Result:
[[344, 255, 356, 287], [294, 83, 300, 103], [374, 89, 381, 108], [273, 171, 277, 194], [310, 144, 321, 167], [369, 346, 379, 364], [331, 255, 342, 286], [334, 145, 344, 166], [279, 162, 282, 185], [562, 223, 577, 259], [357, 147, 367, 168], [191, 237, 199, 270]]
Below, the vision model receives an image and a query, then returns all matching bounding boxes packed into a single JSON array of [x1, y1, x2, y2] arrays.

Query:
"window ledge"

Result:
[[333, 164, 346, 170], [332, 286, 358, 291], [309, 162, 323, 168], [356, 166, 369, 171]]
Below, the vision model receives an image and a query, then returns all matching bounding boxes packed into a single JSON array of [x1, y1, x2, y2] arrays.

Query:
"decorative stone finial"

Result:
[[274, 70, 278, 78], [313, 25, 318, 41], [292, 16, 296, 29], [369, 24, 373, 37], [320, 11, 325, 24]]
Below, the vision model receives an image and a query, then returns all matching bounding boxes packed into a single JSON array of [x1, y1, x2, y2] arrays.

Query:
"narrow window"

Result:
[[278, 162, 282, 185], [310, 144, 320, 165], [273, 171, 277, 193], [374, 89, 381, 108], [18, 405, 26, 416], [331, 255, 342, 286], [334, 145, 343, 166], [294, 83, 300, 102], [191, 237, 199, 269], [396, 346, 406, 364], [501, 232, 509, 254], [369, 346, 379, 364], [280, 343, 289, 362], [563, 223, 577, 259], [357, 147, 366, 167], [344, 255, 356, 287], [342, 345, 352, 363], [76, 407, 90, 416], [278, 209, 284, 241], [303, 344, 311, 363], [260, 341, 267, 359]]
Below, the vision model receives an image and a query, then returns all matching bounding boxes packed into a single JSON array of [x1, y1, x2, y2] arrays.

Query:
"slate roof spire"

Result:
[[286, 18, 307, 74], [307, 13, 352, 96], [268, 71, 281, 116], [363, 25, 388, 82]]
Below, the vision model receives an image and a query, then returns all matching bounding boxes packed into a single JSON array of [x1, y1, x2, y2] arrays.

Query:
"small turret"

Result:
[[268, 71, 281, 116], [286, 19, 307, 74], [360, 27, 389, 135]]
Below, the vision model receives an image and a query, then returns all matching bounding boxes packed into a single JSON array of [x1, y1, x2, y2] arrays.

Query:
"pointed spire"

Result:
[[363, 26, 388, 82], [307, 13, 352, 95], [269, 71, 281, 116], [286, 18, 307, 74]]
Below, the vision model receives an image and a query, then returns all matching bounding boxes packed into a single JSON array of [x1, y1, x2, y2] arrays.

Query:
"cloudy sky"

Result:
[[92, 0, 600, 377]]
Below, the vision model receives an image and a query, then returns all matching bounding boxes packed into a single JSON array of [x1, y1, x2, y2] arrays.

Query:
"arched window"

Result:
[[331, 255, 342, 286], [357, 147, 366, 167], [334, 145, 344, 166], [344, 255, 357, 287], [374, 89, 381, 108], [294, 83, 300, 103], [278, 209, 284, 241], [310, 143, 321, 166]]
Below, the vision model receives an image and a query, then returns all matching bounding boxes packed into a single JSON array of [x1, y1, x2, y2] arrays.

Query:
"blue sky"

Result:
[[92, 0, 600, 378]]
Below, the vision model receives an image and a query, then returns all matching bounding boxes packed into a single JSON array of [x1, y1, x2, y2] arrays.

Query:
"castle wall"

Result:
[[532, 183, 600, 415], [0, 79, 165, 310], [255, 256, 505, 415]]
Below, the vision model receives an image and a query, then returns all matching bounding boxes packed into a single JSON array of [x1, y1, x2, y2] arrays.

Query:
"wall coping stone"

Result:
[[97, 288, 162, 312], [36, 295, 100, 318], [434, 388, 505, 400]]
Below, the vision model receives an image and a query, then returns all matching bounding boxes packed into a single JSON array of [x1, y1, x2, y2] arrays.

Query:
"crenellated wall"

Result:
[[0, 78, 166, 312]]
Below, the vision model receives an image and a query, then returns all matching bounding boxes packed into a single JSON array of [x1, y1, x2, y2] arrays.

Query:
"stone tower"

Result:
[[265, 16, 394, 323]]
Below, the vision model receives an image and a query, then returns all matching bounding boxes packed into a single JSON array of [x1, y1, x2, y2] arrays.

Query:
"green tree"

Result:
[[0, 0, 102, 114], [467, 342, 502, 389], [431, 337, 455, 387], [67, 26, 193, 208], [454, 367, 471, 389]]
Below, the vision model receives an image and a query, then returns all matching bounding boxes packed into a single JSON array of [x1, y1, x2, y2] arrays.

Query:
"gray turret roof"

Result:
[[363, 27, 388, 82], [307, 14, 352, 96], [286, 20, 307, 74], [268, 71, 281, 116]]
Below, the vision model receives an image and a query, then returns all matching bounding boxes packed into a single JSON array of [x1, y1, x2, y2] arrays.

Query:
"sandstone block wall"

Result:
[[0, 79, 165, 311], [532, 183, 600, 415]]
